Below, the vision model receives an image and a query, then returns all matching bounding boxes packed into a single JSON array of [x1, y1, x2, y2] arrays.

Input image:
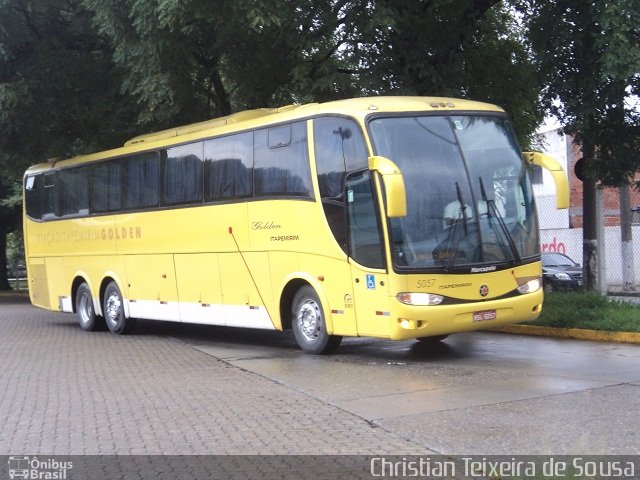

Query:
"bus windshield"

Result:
[[369, 114, 539, 271]]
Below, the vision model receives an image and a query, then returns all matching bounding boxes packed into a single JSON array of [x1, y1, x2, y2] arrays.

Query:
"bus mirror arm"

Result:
[[522, 151, 570, 209], [368, 156, 407, 218]]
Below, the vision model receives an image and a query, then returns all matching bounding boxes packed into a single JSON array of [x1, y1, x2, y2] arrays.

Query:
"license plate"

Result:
[[473, 309, 497, 322]]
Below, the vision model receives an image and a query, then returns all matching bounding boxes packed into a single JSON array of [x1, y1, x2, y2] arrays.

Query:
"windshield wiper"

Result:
[[444, 182, 470, 270], [478, 177, 521, 263], [455, 182, 469, 235]]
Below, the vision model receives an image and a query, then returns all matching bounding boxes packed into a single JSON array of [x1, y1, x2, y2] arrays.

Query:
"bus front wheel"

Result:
[[292, 286, 342, 354], [103, 281, 135, 334], [76, 283, 104, 331]]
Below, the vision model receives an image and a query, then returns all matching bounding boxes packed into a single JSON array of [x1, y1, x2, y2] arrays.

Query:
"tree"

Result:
[[82, 0, 364, 127], [0, 0, 140, 289], [0, 0, 141, 162], [0, 179, 20, 290], [518, 0, 640, 291], [83, 0, 544, 140], [352, 0, 544, 145]]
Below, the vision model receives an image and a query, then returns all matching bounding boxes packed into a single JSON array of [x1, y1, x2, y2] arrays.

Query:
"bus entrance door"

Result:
[[350, 267, 390, 338], [345, 170, 390, 338]]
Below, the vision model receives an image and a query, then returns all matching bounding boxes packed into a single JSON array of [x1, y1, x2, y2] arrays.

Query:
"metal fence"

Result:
[[7, 262, 27, 291], [537, 186, 640, 296]]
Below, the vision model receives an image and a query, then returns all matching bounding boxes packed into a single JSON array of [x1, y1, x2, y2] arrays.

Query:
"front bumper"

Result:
[[387, 289, 544, 340]]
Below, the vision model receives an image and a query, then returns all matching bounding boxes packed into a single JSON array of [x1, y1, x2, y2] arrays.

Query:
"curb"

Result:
[[490, 324, 640, 345]]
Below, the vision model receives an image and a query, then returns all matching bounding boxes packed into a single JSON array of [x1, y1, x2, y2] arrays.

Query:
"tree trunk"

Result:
[[619, 184, 636, 292], [0, 228, 10, 290], [581, 141, 598, 291]]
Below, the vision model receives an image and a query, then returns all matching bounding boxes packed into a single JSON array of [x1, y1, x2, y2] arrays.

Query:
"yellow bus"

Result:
[[23, 96, 568, 353]]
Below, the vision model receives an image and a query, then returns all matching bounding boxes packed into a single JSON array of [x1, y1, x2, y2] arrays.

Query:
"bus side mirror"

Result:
[[368, 156, 407, 218], [522, 151, 570, 209]]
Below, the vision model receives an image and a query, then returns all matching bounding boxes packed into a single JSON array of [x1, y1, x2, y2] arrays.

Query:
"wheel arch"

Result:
[[278, 274, 334, 333], [70, 274, 93, 314]]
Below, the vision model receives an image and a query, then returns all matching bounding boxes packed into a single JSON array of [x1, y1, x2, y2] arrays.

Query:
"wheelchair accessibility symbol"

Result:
[[366, 274, 376, 290]]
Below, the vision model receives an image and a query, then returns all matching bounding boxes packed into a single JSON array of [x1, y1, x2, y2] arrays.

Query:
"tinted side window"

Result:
[[162, 142, 203, 205], [124, 152, 159, 209], [92, 160, 121, 213], [313, 117, 368, 253], [25, 175, 42, 220], [42, 172, 59, 219], [59, 167, 89, 216], [346, 170, 385, 269], [314, 117, 368, 197], [254, 122, 312, 197], [204, 132, 253, 201]]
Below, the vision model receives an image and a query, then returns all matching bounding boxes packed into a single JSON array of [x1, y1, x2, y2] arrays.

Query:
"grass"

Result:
[[531, 291, 640, 333]]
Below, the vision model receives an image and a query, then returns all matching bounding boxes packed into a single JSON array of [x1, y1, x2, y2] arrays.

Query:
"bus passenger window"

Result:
[[25, 175, 42, 220], [42, 172, 59, 219], [124, 152, 159, 209], [59, 167, 89, 216], [204, 132, 253, 201], [92, 160, 121, 213], [254, 122, 312, 197], [162, 142, 203, 205]]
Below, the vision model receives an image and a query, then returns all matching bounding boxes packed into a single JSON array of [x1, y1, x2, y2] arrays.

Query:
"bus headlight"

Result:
[[517, 278, 542, 294], [396, 293, 444, 306]]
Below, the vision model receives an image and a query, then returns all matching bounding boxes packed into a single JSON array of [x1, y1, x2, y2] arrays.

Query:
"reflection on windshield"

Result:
[[369, 115, 539, 270]]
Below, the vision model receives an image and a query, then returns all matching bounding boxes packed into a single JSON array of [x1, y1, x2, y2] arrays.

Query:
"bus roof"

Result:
[[25, 96, 503, 174]]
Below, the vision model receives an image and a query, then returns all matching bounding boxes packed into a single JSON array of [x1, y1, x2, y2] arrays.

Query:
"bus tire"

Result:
[[103, 281, 134, 335], [292, 286, 342, 354], [76, 283, 104, 331]]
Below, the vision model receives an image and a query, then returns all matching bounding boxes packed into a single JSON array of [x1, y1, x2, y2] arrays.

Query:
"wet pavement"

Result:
[[1, 295, 639, 457], [168, 321, 640, 455]]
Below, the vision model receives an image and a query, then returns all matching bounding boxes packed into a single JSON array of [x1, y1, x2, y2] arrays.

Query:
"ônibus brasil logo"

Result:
[[8, 456, 73, 479]]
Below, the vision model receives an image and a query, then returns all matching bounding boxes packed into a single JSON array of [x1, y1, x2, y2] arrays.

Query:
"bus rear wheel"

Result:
[[103, 281, 135, 334], [76, 282, 104, 331], [292, 286, 342, 354]]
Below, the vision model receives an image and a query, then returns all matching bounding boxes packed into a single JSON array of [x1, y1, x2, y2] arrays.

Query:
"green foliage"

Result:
[[6, 230, 24, 267], [81, 0, 369, 125], [531, 292, 640, 332], [516, 0, 640, 186], [78, 0, 544, 141], [353, 0, 544, 146], [0, 0, 140, 166]]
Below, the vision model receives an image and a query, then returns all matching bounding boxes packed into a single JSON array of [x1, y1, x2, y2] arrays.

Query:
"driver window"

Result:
[[314, 117, 368, 252]]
